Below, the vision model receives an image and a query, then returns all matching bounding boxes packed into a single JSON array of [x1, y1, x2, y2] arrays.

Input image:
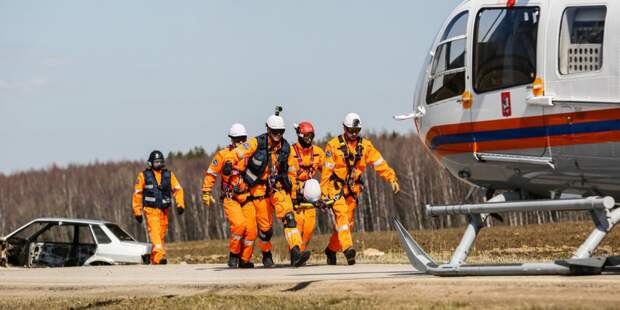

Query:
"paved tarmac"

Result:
[[0, 263, 416, 290]]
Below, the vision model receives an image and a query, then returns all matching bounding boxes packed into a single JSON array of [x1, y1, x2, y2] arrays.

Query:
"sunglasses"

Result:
[[345, 127, 361, 134], [231, 136, 247, 144], [271, 129, 285, 136], [300, 132, 315, 140]]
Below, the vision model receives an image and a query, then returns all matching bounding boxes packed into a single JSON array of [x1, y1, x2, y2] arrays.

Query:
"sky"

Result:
[[0, 0, 461, 174]]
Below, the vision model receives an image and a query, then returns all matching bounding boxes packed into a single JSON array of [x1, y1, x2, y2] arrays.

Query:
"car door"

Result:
[[30, 221, 74, 267], [75, 224, 97, 266]]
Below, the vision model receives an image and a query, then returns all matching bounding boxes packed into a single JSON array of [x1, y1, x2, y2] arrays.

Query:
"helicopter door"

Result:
[[470, 6, 548, 159]]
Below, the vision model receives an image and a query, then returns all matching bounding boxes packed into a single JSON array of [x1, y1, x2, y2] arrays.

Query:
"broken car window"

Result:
[[105, 224, 135, 242]]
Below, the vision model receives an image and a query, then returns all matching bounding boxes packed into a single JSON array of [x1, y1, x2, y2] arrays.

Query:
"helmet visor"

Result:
[[270, 128, 285, 136], [231, 136, 247, 144], [300, 132, 314, 143]]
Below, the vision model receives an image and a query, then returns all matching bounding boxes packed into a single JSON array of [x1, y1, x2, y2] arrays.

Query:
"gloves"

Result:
[[176, 207, 185, 215], [315, 200, 328, 211], [134, 215, 143, 224], [391, 180, 400, 194], [202, 192, 216, 207]]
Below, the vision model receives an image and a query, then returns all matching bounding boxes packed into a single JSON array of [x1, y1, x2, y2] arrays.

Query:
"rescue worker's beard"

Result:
[[298, 137, 312, 148], [151, 163, 164, 171]]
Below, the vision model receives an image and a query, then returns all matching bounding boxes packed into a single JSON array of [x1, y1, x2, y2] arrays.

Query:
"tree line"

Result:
[[0, 132, 589, 242]]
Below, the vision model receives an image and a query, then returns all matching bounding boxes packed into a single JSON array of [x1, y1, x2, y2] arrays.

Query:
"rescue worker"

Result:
[[291, 121, 325, 251], [321, 113, 399, 265], [237, 107, 311, 267], [201, 123, 257, 269], [132, 150, 185, 265]]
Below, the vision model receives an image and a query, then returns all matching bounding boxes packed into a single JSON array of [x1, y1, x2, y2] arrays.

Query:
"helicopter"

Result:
[[394, 0, 620, 276]]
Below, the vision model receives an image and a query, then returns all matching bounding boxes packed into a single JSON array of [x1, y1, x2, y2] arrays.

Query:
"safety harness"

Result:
[[142, 169, 172, 209], [243, 134, 293, 201], [292, 143, 316, 179], [220, 145, 248, 202], [330, 135, 364, 198]]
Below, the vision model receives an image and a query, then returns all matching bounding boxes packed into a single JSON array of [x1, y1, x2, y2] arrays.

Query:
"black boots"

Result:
[[238, 260, 254, 268], [325, 247, 337, 265], [324, 248, 355, 265], [262, 251, 274, 268], [228, 252, 239, 268], [344, 248, 356, 265], [290, 246, 311, 267]]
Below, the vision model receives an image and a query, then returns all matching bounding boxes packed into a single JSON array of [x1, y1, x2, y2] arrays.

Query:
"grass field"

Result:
[[167, 221, 620, 265]]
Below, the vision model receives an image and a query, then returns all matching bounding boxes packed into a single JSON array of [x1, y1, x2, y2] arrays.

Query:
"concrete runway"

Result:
[[4, 263, 620, 309], [0, 263, 416, 288]]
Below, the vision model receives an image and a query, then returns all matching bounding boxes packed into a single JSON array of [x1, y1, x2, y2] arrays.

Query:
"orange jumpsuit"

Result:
[[132, 170, 184, 264], [290, 143, 325, 251], [320, 136, 396, 252], [236, 136, 303, 253], [202, 146, 257, 262]]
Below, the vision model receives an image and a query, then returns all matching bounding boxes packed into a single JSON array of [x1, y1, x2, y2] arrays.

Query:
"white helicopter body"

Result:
[[404, 0, 620, 198]]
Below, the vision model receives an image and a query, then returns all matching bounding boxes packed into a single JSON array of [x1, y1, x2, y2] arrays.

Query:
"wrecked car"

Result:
[[0, 218, 150, 267]]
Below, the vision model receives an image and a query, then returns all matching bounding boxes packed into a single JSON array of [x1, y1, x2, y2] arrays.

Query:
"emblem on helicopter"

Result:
[[501, 92, 511, 117]]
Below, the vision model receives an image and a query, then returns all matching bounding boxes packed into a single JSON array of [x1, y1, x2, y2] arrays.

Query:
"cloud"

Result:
[[0, 78, 49, 91]]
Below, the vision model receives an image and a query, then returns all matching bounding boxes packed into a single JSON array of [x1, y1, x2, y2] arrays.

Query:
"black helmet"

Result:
[[147, 150, 165, 170]]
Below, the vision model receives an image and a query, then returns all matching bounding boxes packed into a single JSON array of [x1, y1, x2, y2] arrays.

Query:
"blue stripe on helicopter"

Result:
[[430, 119, 620, 149]]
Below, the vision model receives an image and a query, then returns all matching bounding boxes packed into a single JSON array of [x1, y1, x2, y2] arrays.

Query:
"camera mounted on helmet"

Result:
[[266, 106, 286, 142]]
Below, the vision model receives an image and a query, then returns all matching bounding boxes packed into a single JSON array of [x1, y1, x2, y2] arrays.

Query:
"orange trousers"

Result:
[[249, 190, 303, 252], [223, 197, 257, 262], [143, 207, 169, 264], [327, 196, 357, 252], [294, 207, 316, 251]]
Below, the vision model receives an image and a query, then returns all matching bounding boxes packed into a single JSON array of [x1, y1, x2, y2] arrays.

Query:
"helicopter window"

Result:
[[427, 12, 468, 104], [559, 6, 606, 75], [442, 11, 468, 40], [474, 7, 539, 93]]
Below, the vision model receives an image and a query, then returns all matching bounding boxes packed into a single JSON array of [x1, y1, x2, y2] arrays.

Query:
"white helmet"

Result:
[[302, 179, 322, 203], [266, 114, 285, 130], [343, 112, 362, 128], [228, 123, 247, 138]]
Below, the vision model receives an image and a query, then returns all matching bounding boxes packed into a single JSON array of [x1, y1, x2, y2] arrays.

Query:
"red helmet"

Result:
[[296, 121, 315, 137]]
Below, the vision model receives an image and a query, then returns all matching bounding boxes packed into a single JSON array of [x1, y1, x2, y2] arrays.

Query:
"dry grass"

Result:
[[167, 221, 620, 265], [0, 294, 383, 310], [4, 279, 620, 310]]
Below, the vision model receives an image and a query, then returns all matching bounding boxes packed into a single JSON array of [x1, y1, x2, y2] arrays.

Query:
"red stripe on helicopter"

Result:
[[425, 108, 620, 156]]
